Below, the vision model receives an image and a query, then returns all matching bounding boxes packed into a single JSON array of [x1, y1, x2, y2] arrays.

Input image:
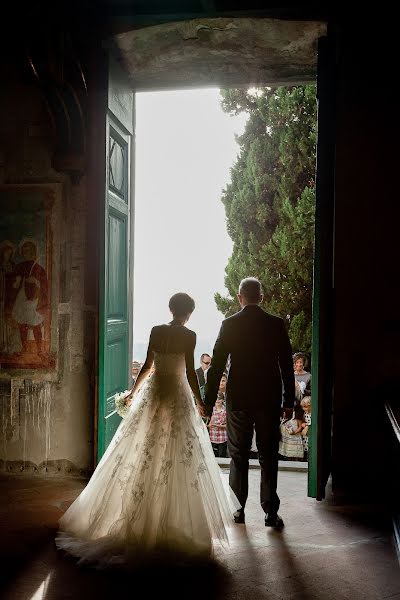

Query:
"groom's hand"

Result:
[[204, 403, 213, 419]]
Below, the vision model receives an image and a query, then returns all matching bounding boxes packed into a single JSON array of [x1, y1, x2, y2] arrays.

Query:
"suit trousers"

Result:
[[227, 408, 280, 516]]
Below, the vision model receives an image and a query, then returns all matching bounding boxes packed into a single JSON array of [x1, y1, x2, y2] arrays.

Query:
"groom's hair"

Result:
[[239, 277, 262, 302], [169, 292, 195, 317]]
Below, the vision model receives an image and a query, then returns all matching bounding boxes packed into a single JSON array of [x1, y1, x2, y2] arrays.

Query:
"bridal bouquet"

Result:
[[114, 390, 132, 418]]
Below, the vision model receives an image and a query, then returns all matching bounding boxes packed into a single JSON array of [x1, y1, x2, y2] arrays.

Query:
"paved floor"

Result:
[[0, 470, 399, 600]]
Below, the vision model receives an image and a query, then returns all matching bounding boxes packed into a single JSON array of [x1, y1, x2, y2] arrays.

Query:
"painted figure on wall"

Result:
[[0, 186, 55, 369], [0, 240, 16, 354], [11, 239, 49, 360]]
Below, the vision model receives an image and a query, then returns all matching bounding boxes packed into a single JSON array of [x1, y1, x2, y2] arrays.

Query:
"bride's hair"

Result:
[[169, 293, 195, 317]]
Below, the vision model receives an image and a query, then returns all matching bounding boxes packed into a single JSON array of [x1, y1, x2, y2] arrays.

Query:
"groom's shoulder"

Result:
[[264, 310, 283, 322], [246, 307, 285, 327], [223, 310, 242, 325], [263, 310, 285, 327], [222, 308, 284, 326]]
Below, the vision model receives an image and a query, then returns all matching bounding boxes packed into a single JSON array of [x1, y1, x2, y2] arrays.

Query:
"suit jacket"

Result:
[[196, 366, 206, 388], [204, 305, 295, 416]]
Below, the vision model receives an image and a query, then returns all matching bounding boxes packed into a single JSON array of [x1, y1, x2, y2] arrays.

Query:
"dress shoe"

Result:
[[233, 509, 245, 524], [265, 513, 284, 528]]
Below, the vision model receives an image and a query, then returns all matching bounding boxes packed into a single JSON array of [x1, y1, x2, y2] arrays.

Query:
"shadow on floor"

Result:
[[2, 540, 231, 600], [1, 474, 399, 600]]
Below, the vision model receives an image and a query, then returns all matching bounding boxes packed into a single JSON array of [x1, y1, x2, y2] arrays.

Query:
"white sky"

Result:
[[133, 88, 247, 359]]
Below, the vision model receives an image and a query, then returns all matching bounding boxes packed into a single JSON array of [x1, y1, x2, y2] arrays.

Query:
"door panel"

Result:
[[97, 57, 134, 461], [308, 34, 336, 499], [108, 211, 128, 318]]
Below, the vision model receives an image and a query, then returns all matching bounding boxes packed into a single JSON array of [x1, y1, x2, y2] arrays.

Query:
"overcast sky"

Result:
[[133, 88, 247, 359]]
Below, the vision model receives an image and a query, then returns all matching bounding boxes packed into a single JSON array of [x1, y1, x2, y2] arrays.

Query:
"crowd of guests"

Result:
[[132, 350, 312, 462], [278, 352, 312, 461], [196, 350, 312, 461]]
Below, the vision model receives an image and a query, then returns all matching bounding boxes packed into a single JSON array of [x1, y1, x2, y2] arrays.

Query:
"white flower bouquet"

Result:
[[114, 390, 132, 418]]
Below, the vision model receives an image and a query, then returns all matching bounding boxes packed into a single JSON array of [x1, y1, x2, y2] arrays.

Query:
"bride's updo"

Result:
[[169, 293, 195, 317]]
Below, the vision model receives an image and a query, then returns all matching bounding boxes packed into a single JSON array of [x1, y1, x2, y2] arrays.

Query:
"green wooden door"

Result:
[[308, 34, 336, 499], [98, 57, 134, 461]]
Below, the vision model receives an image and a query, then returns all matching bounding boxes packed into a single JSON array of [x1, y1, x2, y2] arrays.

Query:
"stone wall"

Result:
[[0, 73, 95, 476]]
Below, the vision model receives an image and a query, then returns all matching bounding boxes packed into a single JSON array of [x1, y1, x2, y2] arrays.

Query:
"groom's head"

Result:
[[237, 277, 263, 307]]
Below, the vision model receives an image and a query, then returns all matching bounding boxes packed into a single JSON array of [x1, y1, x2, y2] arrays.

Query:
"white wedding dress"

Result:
[[56, 351, 236, 566]]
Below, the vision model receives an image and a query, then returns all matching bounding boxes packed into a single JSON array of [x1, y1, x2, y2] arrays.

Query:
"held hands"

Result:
[[196, 400, 206, 418]]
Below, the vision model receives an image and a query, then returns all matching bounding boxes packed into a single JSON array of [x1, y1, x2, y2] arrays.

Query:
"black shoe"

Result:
[[265, 514, 284, 528], [233, 509, 245, 524]]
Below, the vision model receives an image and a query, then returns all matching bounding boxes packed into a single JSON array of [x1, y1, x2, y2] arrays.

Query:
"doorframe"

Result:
[[93, 24, 336, 494]]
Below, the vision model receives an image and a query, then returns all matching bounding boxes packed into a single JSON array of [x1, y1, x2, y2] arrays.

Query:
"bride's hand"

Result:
[[125, 390, 134, 406], [196, 401, 206, 418]]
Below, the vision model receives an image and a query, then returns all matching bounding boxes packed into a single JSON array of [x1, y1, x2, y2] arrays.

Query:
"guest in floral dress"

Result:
[[300, 396, 312, 460]]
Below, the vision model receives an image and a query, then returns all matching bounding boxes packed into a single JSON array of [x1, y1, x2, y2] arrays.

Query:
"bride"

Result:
[[56, 293, 237, 566]]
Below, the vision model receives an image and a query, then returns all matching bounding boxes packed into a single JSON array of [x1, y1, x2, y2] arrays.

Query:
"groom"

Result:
[[204, 277, 295, 527]]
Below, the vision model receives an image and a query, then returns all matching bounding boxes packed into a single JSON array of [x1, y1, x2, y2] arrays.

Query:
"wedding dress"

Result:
[[56, 350, 236, 566]]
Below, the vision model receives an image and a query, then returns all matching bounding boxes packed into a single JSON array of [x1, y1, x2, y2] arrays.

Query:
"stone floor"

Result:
[[0, 470, 399, 600]]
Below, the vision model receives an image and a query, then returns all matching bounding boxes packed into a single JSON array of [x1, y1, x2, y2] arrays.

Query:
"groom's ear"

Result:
[[237, 293, 242, 305]]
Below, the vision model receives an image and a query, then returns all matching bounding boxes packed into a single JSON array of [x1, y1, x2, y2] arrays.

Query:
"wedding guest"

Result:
[[132, 361, 142, 384], [300, 396, 312, 460], [196, 353, 211, 388], [278, 406, 304, 460], [208, 392, 227, 457], [199, 360, 215, 426], [293, 352, 311, 400], [218, 372, 227, 397]]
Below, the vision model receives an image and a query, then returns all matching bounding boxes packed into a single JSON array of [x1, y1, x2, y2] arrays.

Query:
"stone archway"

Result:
[[112, 18, 326, 90]]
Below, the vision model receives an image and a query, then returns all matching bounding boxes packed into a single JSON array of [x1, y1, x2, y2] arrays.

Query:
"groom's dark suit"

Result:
[[204, 304, 295, 517]]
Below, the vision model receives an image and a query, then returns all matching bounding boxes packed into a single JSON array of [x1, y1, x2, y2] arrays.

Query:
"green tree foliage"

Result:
[[215, 85, 317, 353]]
